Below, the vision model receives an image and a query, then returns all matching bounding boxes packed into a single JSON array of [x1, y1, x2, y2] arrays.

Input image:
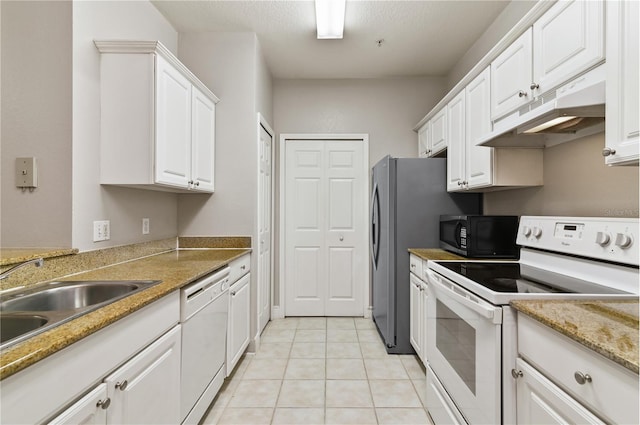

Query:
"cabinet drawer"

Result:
[[518, 315, 639, 424], [228, 254, 250, 283], [409, 254, 423, 278]]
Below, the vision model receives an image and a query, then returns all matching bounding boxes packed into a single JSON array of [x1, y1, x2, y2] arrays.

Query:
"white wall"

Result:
[[72, 1, 179, 251], [1, 1, 73, 247]]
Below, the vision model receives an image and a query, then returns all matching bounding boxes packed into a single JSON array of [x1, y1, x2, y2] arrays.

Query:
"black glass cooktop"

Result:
[[438, 262, 627, 295]]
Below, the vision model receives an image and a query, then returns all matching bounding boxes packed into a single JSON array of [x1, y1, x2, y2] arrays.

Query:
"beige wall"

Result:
[[274, 77, 447, 166], [71, 1, 179, 252], [484, 134, 640, 217], [1, 1, 73, 248]]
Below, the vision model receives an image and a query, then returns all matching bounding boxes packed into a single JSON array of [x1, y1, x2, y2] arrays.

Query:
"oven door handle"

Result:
[[426, 269, 502, 325]]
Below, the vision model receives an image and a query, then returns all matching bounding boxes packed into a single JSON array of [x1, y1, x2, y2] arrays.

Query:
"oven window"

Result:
[[435, 300, 476, 394]]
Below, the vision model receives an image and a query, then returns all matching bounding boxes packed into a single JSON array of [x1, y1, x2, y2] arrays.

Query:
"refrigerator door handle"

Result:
[[371, 183, 380, 269]]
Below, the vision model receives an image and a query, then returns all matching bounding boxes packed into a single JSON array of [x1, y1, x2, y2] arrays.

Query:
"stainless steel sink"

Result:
[[0, 280, 161, 350], [0, 314, 49, 345]]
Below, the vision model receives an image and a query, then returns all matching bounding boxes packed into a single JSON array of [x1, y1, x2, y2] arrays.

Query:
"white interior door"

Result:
[[257, 121, 273, 334], [284, 138, 366, 316]]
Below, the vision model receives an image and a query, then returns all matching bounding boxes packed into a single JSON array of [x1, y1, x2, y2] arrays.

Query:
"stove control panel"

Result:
[[517, 216, 639, 266]]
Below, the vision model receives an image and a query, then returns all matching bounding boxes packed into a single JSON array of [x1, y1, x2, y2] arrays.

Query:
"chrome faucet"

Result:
[[0, 258, 44, 280]]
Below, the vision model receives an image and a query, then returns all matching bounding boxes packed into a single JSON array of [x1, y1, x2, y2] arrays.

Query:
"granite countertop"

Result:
[[408, 248, 465, 261], [0, 248, 250, 380], [0, 248, 79, 266], [511, 299, 639, 374]]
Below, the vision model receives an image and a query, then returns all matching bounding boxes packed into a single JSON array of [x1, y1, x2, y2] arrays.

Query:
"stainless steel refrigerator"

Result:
[[370, 156, 481, 354]]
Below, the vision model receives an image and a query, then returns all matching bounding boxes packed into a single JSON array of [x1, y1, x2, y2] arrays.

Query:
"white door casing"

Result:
[[257, 115, 274, 334], [281, 134, 369, 317]]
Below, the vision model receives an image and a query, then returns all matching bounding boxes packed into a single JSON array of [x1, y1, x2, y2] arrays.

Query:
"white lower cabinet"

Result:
[[516, 314, 639, 425], [515, 358, 604, 425], [104, 325, 181, 424], [409, 254, 428, 365], [50, 326, 181, 425], [227, 272, 250, 376], [49, 384, 109, 425], [0, 291, 181, 424]]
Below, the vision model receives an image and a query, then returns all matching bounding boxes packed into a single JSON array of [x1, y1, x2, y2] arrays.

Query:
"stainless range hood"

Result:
[[478, 65, 605, 148]]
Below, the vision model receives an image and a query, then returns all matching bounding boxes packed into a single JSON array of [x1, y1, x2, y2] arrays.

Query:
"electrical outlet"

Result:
[[142, 218, 150, 235], [93, 220, 111, 242]]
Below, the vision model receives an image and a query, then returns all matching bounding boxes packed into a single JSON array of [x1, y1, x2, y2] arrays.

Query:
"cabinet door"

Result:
[[446, 91, 466, 192], [409, 274, 422, 358], [465, 67, 493, 189], [532, 0, 604, 96], [191, 86, 216, 191], [515, 358, 605, 425], [605, 0, 639, 165], [491, 28, 532, 120], [418, 122, 429, 158], [155, 54, 192, 188], [49, 384, 108, 425], [105, 325, 181, 425], [227, 273, 251, 376], [430, 107, 448, 156]]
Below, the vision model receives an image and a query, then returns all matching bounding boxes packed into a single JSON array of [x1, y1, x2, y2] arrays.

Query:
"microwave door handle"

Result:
[[455, 222, 462, 247], [426, 269, 502, 324]]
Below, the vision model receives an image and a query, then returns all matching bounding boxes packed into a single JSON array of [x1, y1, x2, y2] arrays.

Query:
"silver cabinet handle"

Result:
[[530, 82, 539, 90], [339, 236, 344, 241], [115, 380, 128, 391], [574, 371, 592, 385], [602, 147, 616, 157], [241, 265, 246, 270], [96, 398, 111, 410], [518, 90, 527, 98], [231, 291, 236, 296], [511, 369, 523, 379]]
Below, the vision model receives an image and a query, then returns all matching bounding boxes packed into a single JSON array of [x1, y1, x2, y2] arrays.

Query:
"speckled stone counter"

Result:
[[0, 248, 78, 266], [511, 299, 639, 374], [408, 248, 465, 261], [0, 248, 250, 380]]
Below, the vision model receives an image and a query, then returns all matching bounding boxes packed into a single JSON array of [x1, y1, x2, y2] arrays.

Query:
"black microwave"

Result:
[[439, 215, 520, 259]]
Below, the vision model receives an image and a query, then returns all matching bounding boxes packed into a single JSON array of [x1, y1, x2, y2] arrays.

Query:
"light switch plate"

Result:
[[16, 157, 38, 188], [142, 218, 150, 235]]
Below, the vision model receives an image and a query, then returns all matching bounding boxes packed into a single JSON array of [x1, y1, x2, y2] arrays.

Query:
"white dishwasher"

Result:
[[180, 267, 230, 424]]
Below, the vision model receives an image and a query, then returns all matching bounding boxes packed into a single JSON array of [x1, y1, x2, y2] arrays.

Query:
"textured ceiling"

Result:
[[151, 0, 510, 79]]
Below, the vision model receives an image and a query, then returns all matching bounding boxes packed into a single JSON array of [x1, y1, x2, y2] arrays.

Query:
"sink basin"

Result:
[[0, 280, 161, 350], [1, 282, 145, 312], [0, 314, 49, 344]]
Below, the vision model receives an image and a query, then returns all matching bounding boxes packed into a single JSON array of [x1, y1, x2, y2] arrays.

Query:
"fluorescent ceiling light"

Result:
[[315, 0, 346, 39], [522, 116, 578, 134]]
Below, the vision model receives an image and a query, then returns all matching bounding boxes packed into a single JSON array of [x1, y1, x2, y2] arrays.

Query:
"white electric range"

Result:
[[424, 216, 639, 425]]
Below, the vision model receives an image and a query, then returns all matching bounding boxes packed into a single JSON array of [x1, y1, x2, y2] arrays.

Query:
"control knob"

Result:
[[595, 231, 611, 247], [522, 226, 532, 237], [615, 233, 633, 249], [532, 227, 542, 239]]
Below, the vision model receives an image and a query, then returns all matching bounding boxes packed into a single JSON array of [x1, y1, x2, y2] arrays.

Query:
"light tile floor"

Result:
[[202, 317, 432, 425]]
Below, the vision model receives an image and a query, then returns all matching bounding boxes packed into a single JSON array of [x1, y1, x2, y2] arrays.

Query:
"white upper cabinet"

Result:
[[418, 122, 430, 158], [531, 0, 604, 98], [417, 106, 448, 158], [429, 107, 448, 156], [491, 29, 533, 120], [95, 40, 219, 193], [464, 67, 493, 190], [446, 91, 465, 191], [604, 0, 639, 166], [490, 1, 604, 122]]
